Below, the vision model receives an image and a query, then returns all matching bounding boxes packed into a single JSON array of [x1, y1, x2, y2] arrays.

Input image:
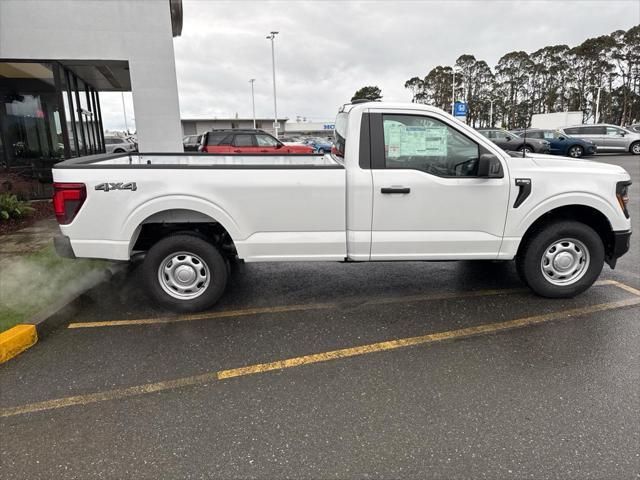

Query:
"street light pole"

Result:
[[451, 69, 455, 116], [595, 86, 601, 124], [249, 79, 256, 129], [121, 92, 129, 134], [266, 31, 279, 138], [489, 99, 494, 127]]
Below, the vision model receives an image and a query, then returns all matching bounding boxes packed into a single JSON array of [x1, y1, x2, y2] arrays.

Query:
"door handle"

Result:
[[381, 187, 411, 194]]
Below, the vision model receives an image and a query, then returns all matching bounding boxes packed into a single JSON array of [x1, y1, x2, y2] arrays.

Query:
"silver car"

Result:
[[559, 124, 640, 155]]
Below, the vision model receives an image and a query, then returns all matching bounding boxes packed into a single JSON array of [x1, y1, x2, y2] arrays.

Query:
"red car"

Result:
[[200, 129, 314, 154]]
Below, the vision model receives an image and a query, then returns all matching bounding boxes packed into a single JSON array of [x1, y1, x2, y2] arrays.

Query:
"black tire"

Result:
[[567, 145, 584, 158], [518, 144, 533, 153], [515, 221, 604, 298], [630, 141, 640, 155], [142, 233, 228, 312]]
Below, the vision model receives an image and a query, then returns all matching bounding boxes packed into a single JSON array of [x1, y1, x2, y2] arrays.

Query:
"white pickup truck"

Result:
[[52, 102, 632, 311]]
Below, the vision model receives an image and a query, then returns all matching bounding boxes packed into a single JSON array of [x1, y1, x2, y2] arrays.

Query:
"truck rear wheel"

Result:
[[142, 233, 228, 312], [516, 221, 604, 298]]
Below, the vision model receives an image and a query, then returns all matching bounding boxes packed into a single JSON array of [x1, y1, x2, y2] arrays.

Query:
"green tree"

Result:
[[351, 86, 382, 102], [404, 25, 640, 127]]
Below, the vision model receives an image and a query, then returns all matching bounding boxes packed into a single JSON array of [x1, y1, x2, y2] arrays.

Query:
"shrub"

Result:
[[0, 193, 35, 221]]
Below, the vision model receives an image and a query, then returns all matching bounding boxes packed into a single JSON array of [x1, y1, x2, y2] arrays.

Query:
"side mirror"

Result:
[[477, 153, 503, 178], [559, 136, 565, 141], [276, 143, 283, 149]]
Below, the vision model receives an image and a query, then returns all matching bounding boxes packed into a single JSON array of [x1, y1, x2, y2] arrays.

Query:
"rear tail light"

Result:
[[53, 183, 86, 225]]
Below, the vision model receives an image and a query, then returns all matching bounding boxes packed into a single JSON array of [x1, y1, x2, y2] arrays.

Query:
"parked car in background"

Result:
[[302, 137, 333, 154], [280, 136, 305, 145], [200, 130, 314, 154], [511, 129, 596, 158], [476, 129, 550, 154], [104, 136, 137, 154], [559, 124, 640, 155], [183, 134, 202, 151], [624, 124, 640, 134]]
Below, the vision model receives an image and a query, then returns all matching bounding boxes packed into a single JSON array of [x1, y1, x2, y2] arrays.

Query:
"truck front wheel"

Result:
[[516, 221, 604, 298], [142, 233, 228, 312]]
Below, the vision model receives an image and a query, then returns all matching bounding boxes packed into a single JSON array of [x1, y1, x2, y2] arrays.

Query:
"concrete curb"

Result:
[[0, 263, 128, 364]]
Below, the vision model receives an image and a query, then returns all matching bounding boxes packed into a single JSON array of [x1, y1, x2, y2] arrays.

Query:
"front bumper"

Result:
[[606, 230, 631, 268], [53, 235, 76, 259]]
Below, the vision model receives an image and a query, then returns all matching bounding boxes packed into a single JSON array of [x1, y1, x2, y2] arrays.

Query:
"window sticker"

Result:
[[422, 127, 448, 156], [384, 121, 448, 158], [386, 122, 404, 158]]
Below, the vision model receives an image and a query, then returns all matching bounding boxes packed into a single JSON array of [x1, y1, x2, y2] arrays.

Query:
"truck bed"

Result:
[[52, 151, 347, 262], [54, 152, 343, 169]]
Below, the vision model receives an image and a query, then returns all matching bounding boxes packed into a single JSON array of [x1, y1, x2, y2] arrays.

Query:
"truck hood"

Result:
[[515, 152, 629, 177]]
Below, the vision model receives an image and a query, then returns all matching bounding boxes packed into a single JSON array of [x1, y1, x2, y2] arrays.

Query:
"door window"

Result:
[[606, 126, 625, 136], [382, 114, 480, 177], [233, 134, 254, 147], [255, 134, 279, 147]]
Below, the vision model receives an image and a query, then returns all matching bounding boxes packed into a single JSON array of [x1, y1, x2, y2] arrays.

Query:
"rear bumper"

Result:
[[53, 235, 76, 259], [606, 229, 631, 268]]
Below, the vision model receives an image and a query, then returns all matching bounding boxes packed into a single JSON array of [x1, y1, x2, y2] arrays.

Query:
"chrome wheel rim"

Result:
[[632, 143, 640, 154], [540, 238, 590, 286], [158, 251, 210, 300], [521, 147, 532, 153], [569, 146, 581, 157]]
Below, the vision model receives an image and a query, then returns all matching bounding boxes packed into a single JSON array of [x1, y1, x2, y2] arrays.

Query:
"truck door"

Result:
[[368, 111, 510, 259]]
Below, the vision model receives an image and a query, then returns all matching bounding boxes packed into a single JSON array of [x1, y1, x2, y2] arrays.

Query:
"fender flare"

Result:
[[513, 192, 619, 238], [122, 195, 244, 254]]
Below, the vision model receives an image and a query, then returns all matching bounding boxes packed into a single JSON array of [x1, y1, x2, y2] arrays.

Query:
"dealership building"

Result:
[[0, 0, 184, 197]]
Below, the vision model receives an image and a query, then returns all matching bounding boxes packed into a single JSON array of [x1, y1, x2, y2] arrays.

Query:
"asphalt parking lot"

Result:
[[1, 154, 639, 479]]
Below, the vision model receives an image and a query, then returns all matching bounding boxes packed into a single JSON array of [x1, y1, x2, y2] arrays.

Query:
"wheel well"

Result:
[[518, 205, 614, 260], [132, 209, 237, 258]]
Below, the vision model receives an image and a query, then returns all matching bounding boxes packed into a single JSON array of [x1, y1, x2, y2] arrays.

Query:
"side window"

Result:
[[233, 134, 254, 147], [584, 126, 605, 135], [255, 134, 279, 147], [526, 131, 543, 139], [542, 131, 555, 139], [606, 126, 624, 136], [382, 114, 480, 177], [564, 127, 579, 135]]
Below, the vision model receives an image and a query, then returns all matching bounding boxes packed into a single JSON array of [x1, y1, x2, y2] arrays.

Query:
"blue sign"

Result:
[[323, 123, 335, 130], [454, 102, 468, 116]]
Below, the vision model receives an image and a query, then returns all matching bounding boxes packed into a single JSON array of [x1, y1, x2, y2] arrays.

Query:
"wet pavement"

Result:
[[1, 155, 638, 479]]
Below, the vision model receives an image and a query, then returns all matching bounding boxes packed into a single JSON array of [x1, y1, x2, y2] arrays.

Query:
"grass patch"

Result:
[[0, 246, 110, 332]]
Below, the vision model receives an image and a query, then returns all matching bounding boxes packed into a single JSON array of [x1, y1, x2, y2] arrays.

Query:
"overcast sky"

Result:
[[101, 0, 639, 131]]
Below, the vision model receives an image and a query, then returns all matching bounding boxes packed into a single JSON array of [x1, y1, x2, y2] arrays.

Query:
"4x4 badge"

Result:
[[95, 182, 137, 192]]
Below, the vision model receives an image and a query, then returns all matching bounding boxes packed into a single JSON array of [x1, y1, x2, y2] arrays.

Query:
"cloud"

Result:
[[102, 0, 638, 129]]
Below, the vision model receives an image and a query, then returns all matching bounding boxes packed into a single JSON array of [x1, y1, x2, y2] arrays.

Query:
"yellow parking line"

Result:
[[3, 294, 638, 418], [0, 372, 219, 418], [65, 279, 618, 329], [608, 280, 640, 297], [217, 296, 640, 379], [67, 303, 335, 328]]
